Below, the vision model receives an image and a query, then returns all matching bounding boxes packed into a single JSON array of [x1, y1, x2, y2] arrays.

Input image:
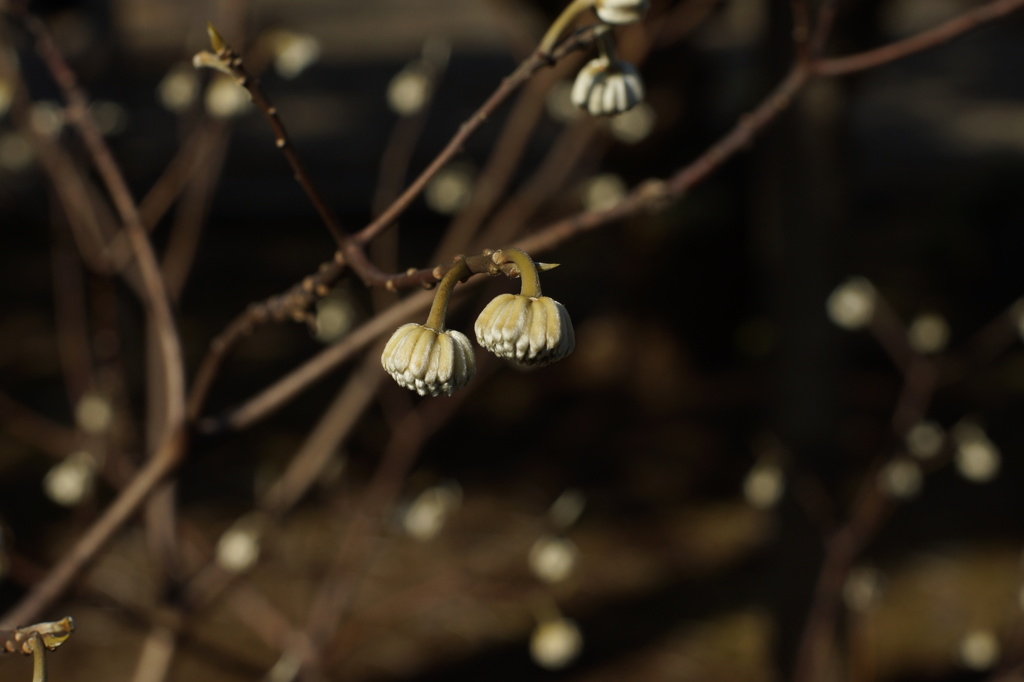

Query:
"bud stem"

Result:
[[497, 247, 544, 299], [538, 0, 596, 55], [31, 634, 47, 682], [425, 259, 471, 331], [596, 26, 616, 60]]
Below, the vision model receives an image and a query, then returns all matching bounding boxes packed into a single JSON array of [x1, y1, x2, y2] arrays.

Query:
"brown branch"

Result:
[[260, 358, 384, 515], [476, 115, 601, 249], [793, 482, 892, 682], [430, 60, 570, 262], [352, 25, 605, 247], [303, 360, 497, 668], [813, 0, 1024, 76], [0, 60, 125, 282], [200, 34, 347, 251], [13, 7, 187, 445], [182, 26, 601, 415], [160, 129, 231, 301], [197, 0, 1017, 437], [5, 0, 1021, 642], [790, 0, 812, 58], [198, 287, 434, 433], [196, 252, 522, 433], [194, 56, 816, 435], [185, 254, 348, 421], [0, 427, 188, 628]]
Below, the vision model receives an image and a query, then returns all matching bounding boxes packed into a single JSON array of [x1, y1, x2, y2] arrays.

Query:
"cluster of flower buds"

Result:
[[381, 249, 575, 396], [539, 0, 649, 117]]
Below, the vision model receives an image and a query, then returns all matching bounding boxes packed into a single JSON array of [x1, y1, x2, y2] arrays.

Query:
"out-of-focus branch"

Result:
[[814, 0, 1024, 76], [10, 5, 187, 446], [430, 58, 572, 261], [303, 359, 498, 673], [352, 24, 605, 247], [196, 26, 352, 254], [0, 428, 189, 629], [194, 0, 1024, 439]]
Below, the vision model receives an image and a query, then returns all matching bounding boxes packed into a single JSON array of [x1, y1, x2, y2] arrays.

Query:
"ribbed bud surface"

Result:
[[571, 57, 644, 117], [475, 294, 575, 367], [381, 323, 475, 396], [594, 0, 650, 25]]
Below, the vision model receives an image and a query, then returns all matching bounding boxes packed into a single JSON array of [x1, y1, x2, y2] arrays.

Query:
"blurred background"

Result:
[[3, 0, 1024, 680]]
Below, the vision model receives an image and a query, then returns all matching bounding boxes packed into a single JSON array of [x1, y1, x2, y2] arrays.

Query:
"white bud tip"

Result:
[[43, 451, 97, 507], [907, 313, 950, 354], [826, 277, 877, 330], [905, 420, 944, 460], [530, 618, 583, 670], [528, 536, 579, 584], [743, 462, 785, 509], [877, 458, 922, 500], [216, 519, 263, 573], [959, 630, 1000, 670], [402, 483, 462, 542]]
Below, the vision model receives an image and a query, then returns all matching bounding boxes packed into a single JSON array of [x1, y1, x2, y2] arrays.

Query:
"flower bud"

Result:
[[475, 294, 575, 367], [571, 57, 644, 117], [381, 323, 475, 396], [594, 0, 650, 25]]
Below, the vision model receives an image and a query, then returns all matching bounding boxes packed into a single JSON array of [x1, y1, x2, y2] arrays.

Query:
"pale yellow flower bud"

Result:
[[381, 323, 475, 396], [475, 294, 575, 367], [594, 0, 650, 25], [571, 57, 644, 117]]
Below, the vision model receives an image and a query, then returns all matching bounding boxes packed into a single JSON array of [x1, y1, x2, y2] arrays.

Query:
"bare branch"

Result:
[[814, 0, 1024, 76]]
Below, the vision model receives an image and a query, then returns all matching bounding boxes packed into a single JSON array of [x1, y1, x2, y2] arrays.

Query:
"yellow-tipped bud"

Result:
[[206, 21, 226, 53]]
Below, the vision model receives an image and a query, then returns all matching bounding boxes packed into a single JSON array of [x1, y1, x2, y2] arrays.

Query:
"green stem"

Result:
[[596, 26, 616, 60], [538, 0, 595, 54], [499, 248, 543, 298], [31, 634, 47, 682], [425, 259, 471, 331]]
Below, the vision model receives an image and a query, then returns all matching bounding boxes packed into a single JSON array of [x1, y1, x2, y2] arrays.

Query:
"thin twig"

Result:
[[195, 0, 1024, 436], [0, 427, 188, 628], [790, 0, 812, 59], [353, 25, 605, 247], [303, 359, 498, 668], [198, 287, 435, 433], [793, 483, 892, 682], [430, 61, 569, 262], [813, 0, 1024, 76], [13, 6, 187, 445], [161, 129, 231, 300], [202, 34, 346, 251], [129, 625, 177, 682]]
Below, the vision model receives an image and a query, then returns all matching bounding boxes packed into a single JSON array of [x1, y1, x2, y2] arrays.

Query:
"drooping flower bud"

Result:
[[381, 323, 475, 396], [475, 293, 575, 367], [594, 0, 650, 25], [570, 56, 644, 117]]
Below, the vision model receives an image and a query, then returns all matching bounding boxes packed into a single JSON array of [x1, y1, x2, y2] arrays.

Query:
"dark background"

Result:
[[3, 0, 1024, 680]]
